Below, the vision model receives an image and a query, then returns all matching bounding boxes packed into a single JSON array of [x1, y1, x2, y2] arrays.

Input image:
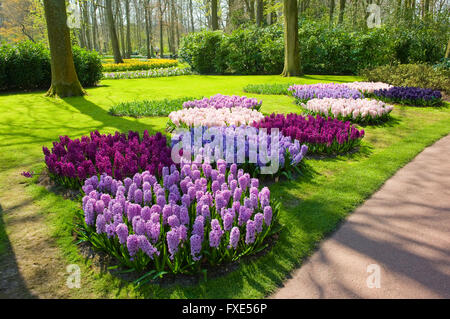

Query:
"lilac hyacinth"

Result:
[[80, 164, 277, 273], [167, 229, 180, 259], [146, 221, 160, 243], [116, 223, 128, 244], [209, 219, 224, 248], [96, 214, 106, 233], [190, 234, 202, 261], [245, 220, 256, 245], [288, 83, 363, 102], [223, 212, 234, 231], [254, 213, 264, 233], [127, 234, 139, 256], [182, 94, 262, 110], [229, 227, 240, 249], [138, 235, 158, 258], [168, 215, 181, 228], [263, 206, 272, 226]]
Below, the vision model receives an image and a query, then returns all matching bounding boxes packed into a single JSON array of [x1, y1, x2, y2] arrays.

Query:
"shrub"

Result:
[[243, 83, 294, 95], [0, 41, 102, 91], [289, 83, 363, 104], [361, 64, 450, 93], [179, 21, 448, 76], [372, 86, 443, 107], [109, 97, 199, 117], [252, 113, 365, 154], [102, 58, 178, 72], [76, 163, 281, 275], [0, 41, 50, 91], [301, 98, 394, 124], [225, 26, 284, 74], [178, 30, 228, 74], [43, 130, 173, 189], [72, 46, 103, 87]]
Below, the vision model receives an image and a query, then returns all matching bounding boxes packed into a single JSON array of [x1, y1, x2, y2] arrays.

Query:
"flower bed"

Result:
[[43, 131, 173, 189], [252, 113, 365, 154], [76, 162, 281, 275], [167, 107, 265, 131], [182, 94, 262, 110], [102, 58, 178, 72], [288, 83, 363, 104], [372, 86, 443, 106], [343, 81, 392, 94], [301, 98, 394, 124], [103, 66, 192, 80], [172, 126, 309, 178]]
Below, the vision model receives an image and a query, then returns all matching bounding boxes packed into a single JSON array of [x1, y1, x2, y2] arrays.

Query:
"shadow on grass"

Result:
[[0, 204, 37, 299], [62, 96, 161, 135]]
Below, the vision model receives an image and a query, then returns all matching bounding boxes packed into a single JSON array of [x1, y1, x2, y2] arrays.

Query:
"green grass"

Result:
[[1, 74, 450, 298], [243, 83, 294, 95], [109, 96, 200, 117]]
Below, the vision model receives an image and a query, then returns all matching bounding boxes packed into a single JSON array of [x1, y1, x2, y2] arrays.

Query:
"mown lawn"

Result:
[[1, 74, 449, 298]]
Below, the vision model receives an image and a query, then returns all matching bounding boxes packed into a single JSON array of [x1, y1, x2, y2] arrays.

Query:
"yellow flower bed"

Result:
[[102, 58, 178, 72]]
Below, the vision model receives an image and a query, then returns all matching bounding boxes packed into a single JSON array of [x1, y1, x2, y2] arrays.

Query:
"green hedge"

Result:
[[362, 64, 450, 94], [0, 41, 103, 91], [179, 21, 448, 75]]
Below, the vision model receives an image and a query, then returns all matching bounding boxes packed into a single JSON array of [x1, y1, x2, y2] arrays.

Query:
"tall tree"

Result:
[[105, 0, 123, 63], [43, 0, 85, 97], [125, 0, 132, 57], [338, 0, 346, 24], [329, 0, 335, 25], [256, 0, 264, 26], [211, 0, 219, 30], [281, 0, 301, 76]]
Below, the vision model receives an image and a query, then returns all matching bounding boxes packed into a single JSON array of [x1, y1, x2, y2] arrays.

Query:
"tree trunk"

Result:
[[159, 0, 164, 57], [92, 3, 99, 51], [145, 2, 151, 58], [281, 0, 301, 77], [211, 0, 219, 30], [189, 0, 195, 32], [116, 1, 126, 58], [445, 38, 450, 59], [338, 0, 346, 24], [125, 0, 132, 58], [83, 0, 92, 49], [256, 0, 264, 27], [106, 0, 123, 63], [329, 0, 335, 25], [43, 0, 85, 97]]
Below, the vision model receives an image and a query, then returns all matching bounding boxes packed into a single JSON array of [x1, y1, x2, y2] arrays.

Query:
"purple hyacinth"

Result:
[[245, 220, 256, 244], [127, 234, 139, 256], [254, 213, 264, 233], [138, 235, 158, 258], [166, 229, 180, 259], [229, 227, 240, 249], [116, 223, 129, 244], [96, 214, 106, 233], [263, 206, 272, 226], [190, 234, 202, 261], [223, 212, 234, 231]]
